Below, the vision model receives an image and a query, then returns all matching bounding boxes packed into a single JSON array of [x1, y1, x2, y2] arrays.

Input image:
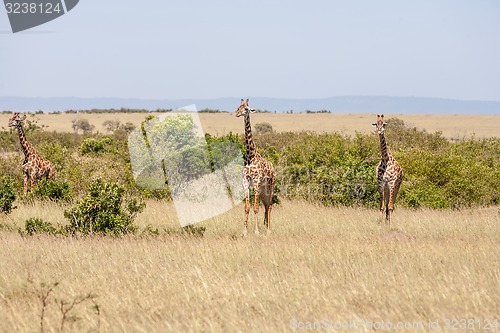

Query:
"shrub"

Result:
[[22, 113, 47, 133], [253, 122, 500, 209], [38, 142, 69, 171], [130, 114, 213, 196], [72, 119, 95, 133], [25, 218, 57, 235], [32, 178, 72, 202], [182, 225, 206, 237], [64, 179, 145, 235], [80, 137, 113, 155], [0, 176, 17, 214], [254, 122, 274, 134], [103, 120, 121, 132]]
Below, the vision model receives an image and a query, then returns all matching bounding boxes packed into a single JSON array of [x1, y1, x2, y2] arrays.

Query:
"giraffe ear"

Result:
[[372, 122, 377, 127]]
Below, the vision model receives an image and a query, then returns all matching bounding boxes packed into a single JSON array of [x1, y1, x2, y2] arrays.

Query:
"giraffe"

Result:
[[236, 99, 276, 236], [8, 113, 55, 194], [372, 114, 403, 226]]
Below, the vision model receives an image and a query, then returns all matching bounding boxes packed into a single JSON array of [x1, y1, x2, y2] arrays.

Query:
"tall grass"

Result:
[[0, 201, 498, 332]]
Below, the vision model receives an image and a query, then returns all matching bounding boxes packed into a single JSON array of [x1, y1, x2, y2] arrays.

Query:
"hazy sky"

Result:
[[1, 0, 499, 101]]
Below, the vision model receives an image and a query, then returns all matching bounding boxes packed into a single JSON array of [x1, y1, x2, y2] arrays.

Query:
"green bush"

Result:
[[182, 225, 206, 237], [32, 178, 72, 202], [64, 179, 145, 235], [2, 114, 499, 210], [253, 122, 499, 209], [80, 137, 113, 155], [0, 176, 17, 214], [38, 142, 69, 171], [25, 218, 57, 235]]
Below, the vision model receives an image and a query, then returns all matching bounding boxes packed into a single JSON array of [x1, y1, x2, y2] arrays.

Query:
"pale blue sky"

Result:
[[1, 0, 499, 101]]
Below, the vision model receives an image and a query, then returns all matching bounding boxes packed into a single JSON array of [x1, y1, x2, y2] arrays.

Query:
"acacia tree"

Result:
[[72, 119, 95, 134]]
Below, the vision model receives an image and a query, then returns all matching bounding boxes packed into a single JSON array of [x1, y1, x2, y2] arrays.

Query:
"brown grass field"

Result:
[[1, 112, 498, 139], [0, 201, 499, 332]]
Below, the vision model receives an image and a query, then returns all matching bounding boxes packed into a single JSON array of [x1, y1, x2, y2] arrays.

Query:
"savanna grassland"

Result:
[[1, 201, 499, 332], [0, 112, 498, 139], [0, 110, 499, 332]]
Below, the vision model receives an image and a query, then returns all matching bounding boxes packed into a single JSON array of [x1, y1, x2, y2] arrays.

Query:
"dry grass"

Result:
[[0, 201, 498, 332], [1, 112, 498, 139]]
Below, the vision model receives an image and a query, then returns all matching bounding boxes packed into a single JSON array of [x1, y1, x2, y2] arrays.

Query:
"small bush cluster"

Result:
[[103, 120, 136, 133], [0, 176, 17, 214], [80, 137, 113, 155], [64, 179, 145, 235], [254, 122, 274, 134], [182, 225, 206, 237], [25, 218, 58, 235], [32, 178, 72, 202], [72, 118, 95, 133]]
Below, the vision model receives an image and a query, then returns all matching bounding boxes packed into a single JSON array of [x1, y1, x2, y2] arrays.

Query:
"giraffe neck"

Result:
[[244, 113, 257, 165], [15, 124, 35, 158], [378, 132, 391, 162]]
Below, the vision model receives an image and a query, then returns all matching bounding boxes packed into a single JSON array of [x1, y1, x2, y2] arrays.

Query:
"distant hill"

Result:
[[1, 96, 499, 114]]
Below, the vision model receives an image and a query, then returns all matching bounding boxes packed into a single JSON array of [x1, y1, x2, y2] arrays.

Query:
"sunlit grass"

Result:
[[0, 200, 498, 332]]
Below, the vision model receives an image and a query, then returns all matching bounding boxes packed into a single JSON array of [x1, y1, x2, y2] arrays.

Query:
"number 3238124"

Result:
[[444, 319, 499, 330], [5, 2, 62, 14]]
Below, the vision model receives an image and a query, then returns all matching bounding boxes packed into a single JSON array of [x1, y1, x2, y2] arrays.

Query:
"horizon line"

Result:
[[1, 95, 500, 103]]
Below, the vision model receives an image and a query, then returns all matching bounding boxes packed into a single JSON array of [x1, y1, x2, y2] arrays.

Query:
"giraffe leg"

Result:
[[264, 205, 272, 231], [30, 176, 37, 192], [243, 188, 250, 237], [23, 173, 29, 195], [388, 181, 401, 228], [253, 185, 260, 235], [261, 180, 274, 234], [377, 187, 384, 224], [388, 188, 396, 227], [384, 186, 390, 223], [378, 185, 384, 211]]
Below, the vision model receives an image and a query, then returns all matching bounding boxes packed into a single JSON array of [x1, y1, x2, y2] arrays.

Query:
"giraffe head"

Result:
[[372, 114, 387, 135], [8, 112, 23, 128], [235, 99, 256, 117]]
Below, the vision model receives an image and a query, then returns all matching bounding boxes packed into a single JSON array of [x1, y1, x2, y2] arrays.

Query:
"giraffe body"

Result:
[[373, 114, 403, 226], [8, 113, 55, 194], [236, 99, 276, 235]]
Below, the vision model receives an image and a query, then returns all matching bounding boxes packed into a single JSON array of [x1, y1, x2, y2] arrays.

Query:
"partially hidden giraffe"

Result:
[[373, 114, 403, 226], [8, 113, 55, 194], [236, 99, 276, 235]]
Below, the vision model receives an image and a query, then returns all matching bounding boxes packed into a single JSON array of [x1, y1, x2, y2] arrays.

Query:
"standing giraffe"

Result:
[[8, 113, 55, 194], [373, 114, 403, 226], [236, 99, 276, 236]]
